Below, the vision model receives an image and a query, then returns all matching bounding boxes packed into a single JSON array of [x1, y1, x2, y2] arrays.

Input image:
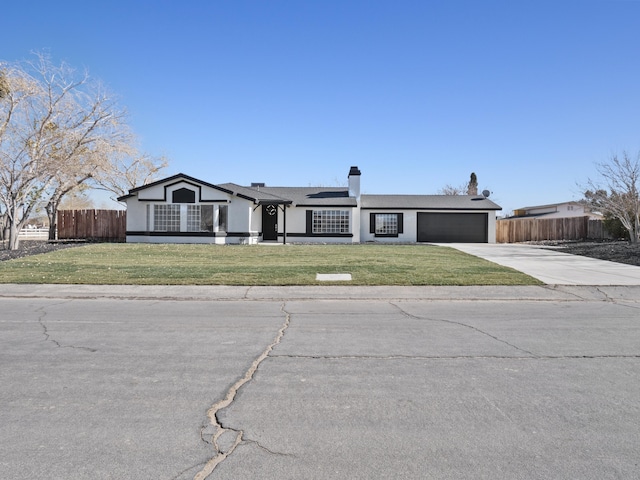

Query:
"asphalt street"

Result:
[[1, 285, 639, 479]]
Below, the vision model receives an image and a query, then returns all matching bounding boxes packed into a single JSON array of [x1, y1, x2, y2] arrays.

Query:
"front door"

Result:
[[262, 204, 278, 241]]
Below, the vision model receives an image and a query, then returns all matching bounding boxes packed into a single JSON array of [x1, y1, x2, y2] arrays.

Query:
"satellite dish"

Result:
[[482, 190, 491, 198]]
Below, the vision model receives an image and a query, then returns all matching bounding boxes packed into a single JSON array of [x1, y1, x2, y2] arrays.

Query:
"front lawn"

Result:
[[0, 243, 540, 285]]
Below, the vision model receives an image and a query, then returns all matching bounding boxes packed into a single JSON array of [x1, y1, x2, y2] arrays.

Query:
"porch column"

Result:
[[282, 205, 287, 244]]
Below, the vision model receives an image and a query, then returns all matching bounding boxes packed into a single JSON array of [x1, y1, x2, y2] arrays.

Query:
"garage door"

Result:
[[417, 212, 488, 243]]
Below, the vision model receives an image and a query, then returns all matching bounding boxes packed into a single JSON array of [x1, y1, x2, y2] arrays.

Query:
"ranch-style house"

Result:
[[118, 166, 501, 244]]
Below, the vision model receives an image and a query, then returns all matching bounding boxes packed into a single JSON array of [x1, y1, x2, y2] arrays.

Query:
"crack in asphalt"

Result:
[[390, 302, 539, 357], [242, 436, 295, 457], [194, 303, 291, 480], [168, 462, 207, 480], [37, 302, 97, 353]]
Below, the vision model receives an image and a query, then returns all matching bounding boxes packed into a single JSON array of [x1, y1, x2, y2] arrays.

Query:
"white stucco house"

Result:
[[117, 166, 502, 244]]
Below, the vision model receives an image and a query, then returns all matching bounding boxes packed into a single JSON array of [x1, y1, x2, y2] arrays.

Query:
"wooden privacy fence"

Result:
[[496, 216, 612, 243], [57, 209, 126, 241]]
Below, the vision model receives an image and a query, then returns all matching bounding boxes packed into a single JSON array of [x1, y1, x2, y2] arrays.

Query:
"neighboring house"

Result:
[[117, 166, 502, 244], [512, 201, 602, 219]]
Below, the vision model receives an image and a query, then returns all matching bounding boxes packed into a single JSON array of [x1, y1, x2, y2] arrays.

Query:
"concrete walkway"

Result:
[[447, 243, 640, 285]]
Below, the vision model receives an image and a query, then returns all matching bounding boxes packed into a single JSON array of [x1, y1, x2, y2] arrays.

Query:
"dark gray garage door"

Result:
[[417, 212, 488, 243]]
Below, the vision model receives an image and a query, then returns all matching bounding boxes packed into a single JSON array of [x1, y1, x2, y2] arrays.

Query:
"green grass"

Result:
[[0, 243, 541, 286]]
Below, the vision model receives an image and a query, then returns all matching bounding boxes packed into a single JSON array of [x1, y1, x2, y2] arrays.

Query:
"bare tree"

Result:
[[93, 152, 168, 201], [59, 189, 95, 210], [0, 70, 9, 99], [0, 59, 52, 249], [439, 173, 480, 196], [438, 184, 465, 195], [583, 151, 640, 243], [0, 210, 7, 242], [0, 54, 132, 248], [43, 133, 138, 240]]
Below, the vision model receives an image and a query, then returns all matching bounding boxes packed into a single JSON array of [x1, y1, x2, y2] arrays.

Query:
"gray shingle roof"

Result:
[[259, 187, 356, 206], [217, 183, 291, 203], [218, 184, 356, 206], [120, 174, 501, 211], [361, 194, 501, 210]]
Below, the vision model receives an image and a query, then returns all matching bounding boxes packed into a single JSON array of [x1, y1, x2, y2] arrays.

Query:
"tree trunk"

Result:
[[0, 213, 6, 243], [46, 203, 57, 241], [48, 221, 57, 241], [6, 203, 27, 250], [8, 221, 19, 250]]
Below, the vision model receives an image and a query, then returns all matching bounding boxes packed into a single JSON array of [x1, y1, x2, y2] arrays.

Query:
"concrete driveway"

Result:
[[446, 243, 640, 285]]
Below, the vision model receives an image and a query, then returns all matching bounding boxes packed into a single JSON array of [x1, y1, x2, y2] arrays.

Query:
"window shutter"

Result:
[[306, 210, 313, 234], [370, 213, 376, 234], [397, 213, 404, 234]]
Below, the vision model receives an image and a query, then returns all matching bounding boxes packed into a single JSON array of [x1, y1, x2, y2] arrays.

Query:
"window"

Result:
[[375, 213, 398, 235], [187, 205, 201, 231], [370, 213, 403, 237], [312, 210, 350, 234], [154, 204, 180, 231], [200, 205, 214, 232], [152, 204, 225, 233], [218, 205, 228, 232], [172, 188, 196, 203]]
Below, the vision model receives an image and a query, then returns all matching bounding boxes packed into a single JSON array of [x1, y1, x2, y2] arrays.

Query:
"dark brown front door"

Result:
[[262, 204, 278, 241]]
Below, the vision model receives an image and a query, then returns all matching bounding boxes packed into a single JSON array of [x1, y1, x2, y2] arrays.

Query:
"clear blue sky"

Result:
[[3, 0, 639, 214]]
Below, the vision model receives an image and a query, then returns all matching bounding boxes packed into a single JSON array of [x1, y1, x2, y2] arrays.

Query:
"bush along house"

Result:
[[117, 166, 501, 244]]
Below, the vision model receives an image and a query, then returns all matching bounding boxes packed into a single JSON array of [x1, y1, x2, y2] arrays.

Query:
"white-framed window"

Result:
[[154, 204, 180, 231], [375, 213, 398, 235], [312, 210, 350, 234], [151, 204, 227, 232], [370, 213, 403, 237], [218, 205, 228, 232], [187, 205, 201, 232], [201, 205, 214, 232]]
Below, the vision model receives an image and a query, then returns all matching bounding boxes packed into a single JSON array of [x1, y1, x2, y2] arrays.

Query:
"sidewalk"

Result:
[[447, 243, 640, 285]]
